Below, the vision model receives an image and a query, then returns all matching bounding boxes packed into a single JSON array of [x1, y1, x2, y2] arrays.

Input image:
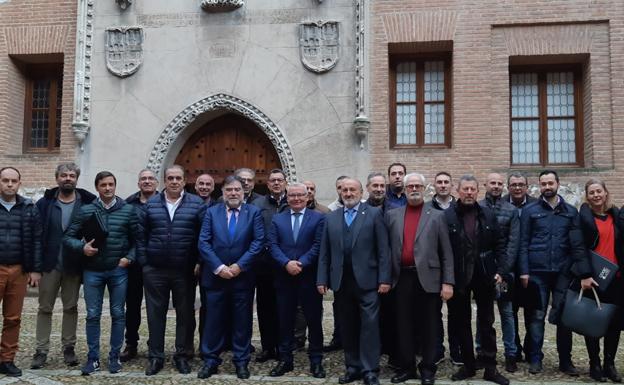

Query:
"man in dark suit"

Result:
[[268, 182, 325, 378], [197, 175, 264, 379], [317, 178, 391, 385], [385, 173, 454, 385]]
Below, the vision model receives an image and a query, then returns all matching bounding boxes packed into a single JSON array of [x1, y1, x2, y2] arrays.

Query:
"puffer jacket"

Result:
[[479, 193, 520, 277], [0, 194, 42, 272], [518, 196, 589, 277], [137, 192, 206, 268], [37, 187, 96, 273], [63, 197, 139, 271]]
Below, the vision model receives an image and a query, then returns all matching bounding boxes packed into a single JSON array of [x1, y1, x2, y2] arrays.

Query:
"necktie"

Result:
[[346, 208, 355, 227], [293, 212, 302, 242], [228, 208, 238, 238]]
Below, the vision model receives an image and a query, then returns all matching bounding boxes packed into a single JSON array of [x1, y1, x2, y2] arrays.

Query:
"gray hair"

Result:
[[55, 162, 80, 178], [287, 182, 308, 192], [366, 172, 385, 186], [234, 168, 256, 178], [403, 172, 425, 185], [164, 164, 185, 178], [137, 168, 155, 179], [458, 174, 478, 187], [507, 172, 527, 185]]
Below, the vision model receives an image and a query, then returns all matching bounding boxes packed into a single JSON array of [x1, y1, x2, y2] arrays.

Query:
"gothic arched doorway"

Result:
[[175, 113, 282, 197]]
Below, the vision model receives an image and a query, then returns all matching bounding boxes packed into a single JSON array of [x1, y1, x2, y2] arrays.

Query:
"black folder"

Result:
[[591, 250, 618, 293], [83, 212, 108, 249]]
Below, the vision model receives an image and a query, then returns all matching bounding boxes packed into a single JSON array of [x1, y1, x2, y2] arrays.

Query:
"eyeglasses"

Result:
[[509, 183, 526, 189], [287, 193, 307, 199], [405, 184, 424, 190]]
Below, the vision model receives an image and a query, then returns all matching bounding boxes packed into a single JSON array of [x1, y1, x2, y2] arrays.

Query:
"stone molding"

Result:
[[72, 0, 94, 152], [115, 0, 132, 10], [355, 0, 365, 116], [200, 0, 243, 12], [147, 94, 297, 181]]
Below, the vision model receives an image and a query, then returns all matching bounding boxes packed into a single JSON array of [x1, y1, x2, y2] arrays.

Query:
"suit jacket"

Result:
[[317, 202, 391, 291], [384, 202, 454, 293], [198, 203, 264, 289], [269, 209, 325, 286]]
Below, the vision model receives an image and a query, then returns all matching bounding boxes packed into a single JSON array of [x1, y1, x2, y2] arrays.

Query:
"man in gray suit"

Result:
[[385, 173, 454, 385], [317, 178, 391, 385]]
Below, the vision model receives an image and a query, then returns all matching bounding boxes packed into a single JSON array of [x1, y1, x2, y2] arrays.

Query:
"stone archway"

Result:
[[146, 93, 297, 181]]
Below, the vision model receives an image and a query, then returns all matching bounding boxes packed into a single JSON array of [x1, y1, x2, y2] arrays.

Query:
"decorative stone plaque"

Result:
[[299, 21, 339, 73], [105, 26, 144, 78], [200, 0, 244, 12], [115, 0, 132, 9]]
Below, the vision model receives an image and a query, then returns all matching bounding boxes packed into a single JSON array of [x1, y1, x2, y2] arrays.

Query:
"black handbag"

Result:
[[591, 250, 619, 293], [561, 287, 618, 338]]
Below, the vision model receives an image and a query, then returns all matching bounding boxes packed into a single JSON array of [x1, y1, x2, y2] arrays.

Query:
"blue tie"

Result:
[[293, 212, 302, 242], [228, 208, 238, 238], [346, 208, 355, 227]]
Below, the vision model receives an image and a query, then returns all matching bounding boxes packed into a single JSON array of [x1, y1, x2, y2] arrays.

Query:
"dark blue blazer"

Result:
[[198, 203, 264, 289], [268, 209, 324, 284]]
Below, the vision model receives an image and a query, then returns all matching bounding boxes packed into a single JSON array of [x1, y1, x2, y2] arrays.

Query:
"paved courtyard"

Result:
[[1, 291, 617, 385]]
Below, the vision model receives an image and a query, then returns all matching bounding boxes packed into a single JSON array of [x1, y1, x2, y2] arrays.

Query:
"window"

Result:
[[389, 55, 451, 148], [510, 65, 583, 166], [23, 64, 63, 152]]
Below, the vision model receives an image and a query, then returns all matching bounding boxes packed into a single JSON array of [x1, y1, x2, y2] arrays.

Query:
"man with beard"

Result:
[[385, 163, 407, 211], [303, 180, 329, 214], [119, 169, 159, 363], [445, 175, 509, 385], [385, 173, 454, 385], [518, 170, 590, 376], [317, 178, 391, 385], [195, 174, 216, 206], [477, 173, 520, 373], [366, 172, 386, 208], [32, 163, 96, 370]]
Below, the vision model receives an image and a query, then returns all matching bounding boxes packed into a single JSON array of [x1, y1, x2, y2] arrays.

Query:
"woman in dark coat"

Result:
[[579, 178, 623, 383]]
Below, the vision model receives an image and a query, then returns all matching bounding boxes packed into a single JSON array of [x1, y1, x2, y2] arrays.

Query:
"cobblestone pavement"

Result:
[[2, 293, 618, 384]]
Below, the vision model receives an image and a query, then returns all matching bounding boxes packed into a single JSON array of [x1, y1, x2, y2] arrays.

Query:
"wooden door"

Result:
[[175, 113, 281, 194]]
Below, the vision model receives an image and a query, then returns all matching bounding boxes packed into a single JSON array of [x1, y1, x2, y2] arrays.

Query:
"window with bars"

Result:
[[389, 55, 451, 148], [23, 64, 63, 152], [510, 65, 583, 166]]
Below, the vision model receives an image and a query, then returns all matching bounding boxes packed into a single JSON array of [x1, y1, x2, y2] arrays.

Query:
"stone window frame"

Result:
[[509, 63, 584, 167], [388, 52, 452, 149], [22, 63, 64, 153]]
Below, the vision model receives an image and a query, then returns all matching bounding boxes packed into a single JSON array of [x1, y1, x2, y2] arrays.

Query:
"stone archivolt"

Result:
[[200, 0, 244, 12]]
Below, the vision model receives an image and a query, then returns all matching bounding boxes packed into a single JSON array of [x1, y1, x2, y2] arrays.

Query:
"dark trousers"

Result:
[[380, 289, 397, 361], [447, 273, 497, 370], [335, 270, 381, 375], [332, 300, 342, 343], [201, 285, 254, 366], [395, 269, 440, 377], [436, 301, 461, 360], [143, 265, 194, 360], [124, 263, 143, 348], [256, 263, 279, 352], [275, 275, 323, 364]]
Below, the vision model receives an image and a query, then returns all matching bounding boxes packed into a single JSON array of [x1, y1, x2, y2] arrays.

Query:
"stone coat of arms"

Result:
[[299, 21, 339, 73], [105, 26, 144, 78]]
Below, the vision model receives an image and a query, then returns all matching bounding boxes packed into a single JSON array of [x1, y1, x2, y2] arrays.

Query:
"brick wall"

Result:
[[369, 1, 624, 202], [0, 0, 78, 188]]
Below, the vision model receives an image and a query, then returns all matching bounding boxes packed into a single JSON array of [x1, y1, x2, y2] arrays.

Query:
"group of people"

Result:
[[0, 161, 621, 385]]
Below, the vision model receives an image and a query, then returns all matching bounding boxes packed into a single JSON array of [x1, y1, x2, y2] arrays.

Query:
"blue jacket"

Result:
[[518, 196, 588, 276], [268, 209, 324, 285], [137, 192, 206, 269], [198, 203, 264, 289]]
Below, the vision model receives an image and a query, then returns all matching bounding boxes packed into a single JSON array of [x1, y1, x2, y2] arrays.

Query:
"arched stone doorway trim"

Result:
[[146, 93, 297, 181]]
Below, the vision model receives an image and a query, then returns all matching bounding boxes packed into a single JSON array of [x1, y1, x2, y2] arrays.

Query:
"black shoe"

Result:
[[255, 349, 277, 363], [31, 351, 47, 369], [421, 376, 435, 385], [310, 363, 326, 378], [339, 371, 363, 384], [197, 364, 218, 379], [559, 362, 580, 377], [236, 364, 250, 379], [363, 373, 380, 385], [173, 356, 191, 374], [323, 337, 342, 352], [391, 369, 417, 383], [483, 368, 509, 385], [451, 366, 476, 381], [504, 356, 517, 373], [0, 362, 22, 377], [119, 345, 137, 363], [591, 363, 607, 382], [475, 355, 485, 370], [63, 346, 79, 366], [269, 361, 293, 377], [604, 364, 623, 383], [145, 358, 164, 376], [528, 361, 543, 374]]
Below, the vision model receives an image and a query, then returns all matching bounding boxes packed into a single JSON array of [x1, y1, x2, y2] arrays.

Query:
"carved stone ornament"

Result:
[[115, 0, 132, 9], [105, 26, 144, 78], [200, 0, 244, 12], [299, 21, 339, 73]]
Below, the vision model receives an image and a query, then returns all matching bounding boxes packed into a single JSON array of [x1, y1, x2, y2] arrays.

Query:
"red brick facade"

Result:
[[369, 1, 624, 200], [0, 0, 78, 187]]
